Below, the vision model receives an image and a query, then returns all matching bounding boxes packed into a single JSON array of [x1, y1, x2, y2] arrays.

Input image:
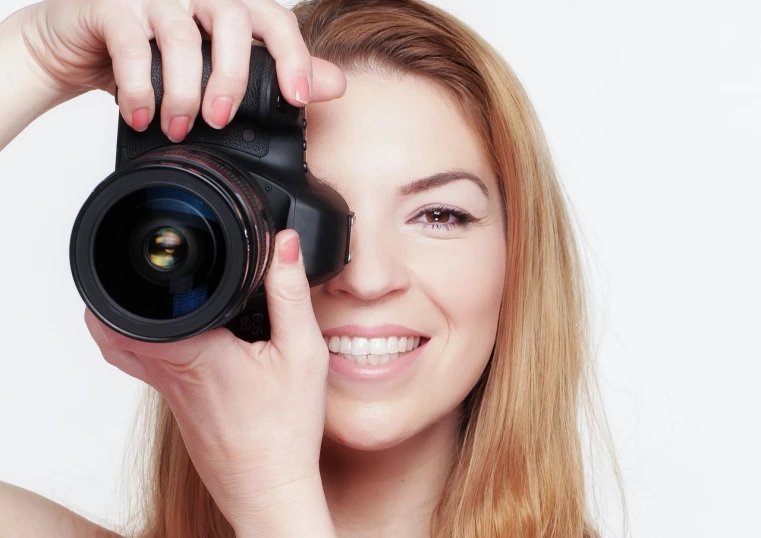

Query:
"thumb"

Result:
[[263, 230, 323, 359]]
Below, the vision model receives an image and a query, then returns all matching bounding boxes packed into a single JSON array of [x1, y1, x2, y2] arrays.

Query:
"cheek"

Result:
[[419, 231, 506, 341], [417, 233, 506, 394]]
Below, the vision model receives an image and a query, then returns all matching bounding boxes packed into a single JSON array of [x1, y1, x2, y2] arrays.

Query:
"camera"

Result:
[[70, 40, 353, 343]]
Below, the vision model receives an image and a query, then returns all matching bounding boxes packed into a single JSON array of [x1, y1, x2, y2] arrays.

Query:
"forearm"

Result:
[[0, 5, 78, 151], [232, 476, 337, 538], [0, 481, 124, 538]]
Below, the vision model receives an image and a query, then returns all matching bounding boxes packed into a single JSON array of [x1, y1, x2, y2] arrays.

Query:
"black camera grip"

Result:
[[117, 39, 299, 126]]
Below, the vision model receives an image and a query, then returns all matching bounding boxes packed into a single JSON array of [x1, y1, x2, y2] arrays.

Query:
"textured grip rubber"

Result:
[[115, 39, 300, 126], [148, 39, 282, 125]]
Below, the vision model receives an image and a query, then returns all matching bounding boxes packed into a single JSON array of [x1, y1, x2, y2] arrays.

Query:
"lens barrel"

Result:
[[70, 146, 274, 342]]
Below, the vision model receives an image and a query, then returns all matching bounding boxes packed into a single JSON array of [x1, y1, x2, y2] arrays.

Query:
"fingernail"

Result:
[[131, 108, 149, 131], [278, 233, 300, 265], [291, 75, 310, 105], [210, 97, 233, 129], [168, 115, 190, 143]]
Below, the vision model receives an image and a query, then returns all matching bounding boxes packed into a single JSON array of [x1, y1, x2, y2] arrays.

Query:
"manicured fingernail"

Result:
[[291, 75, 310, 105], [131, 108, 149, 131], [210, 97, 233, 129], [278, 233, 300, 265], [168, 115, 190, 142]]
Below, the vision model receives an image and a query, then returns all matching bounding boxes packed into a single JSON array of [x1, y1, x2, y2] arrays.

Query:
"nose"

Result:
[[323, 216, 409, 301]]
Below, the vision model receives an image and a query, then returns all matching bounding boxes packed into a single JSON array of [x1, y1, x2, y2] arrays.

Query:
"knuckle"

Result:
[[279, 7, 298, 26], [164, 79, 201, 109], [101, 349, 124, 368], [216, 67, 249, 93], [165, 93, 201, 111], [222, 1, 252, 26], [278, 6, 298, 25], [112, 39, 150, 62], [100, 351, 117, 366], [119, 85, 154, 104], [277, 277, 312, 304], [264, 4, 298, 33], [92, 0, 119, 25], [163, 22, 202, 48]]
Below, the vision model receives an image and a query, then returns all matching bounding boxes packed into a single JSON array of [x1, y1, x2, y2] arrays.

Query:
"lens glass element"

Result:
[[146, 226, 187, 270], [93, 186, 226, 320]]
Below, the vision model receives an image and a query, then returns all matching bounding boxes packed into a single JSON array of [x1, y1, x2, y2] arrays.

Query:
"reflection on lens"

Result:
[[147, 226, 187, 270], [93, 186, 226, 320]]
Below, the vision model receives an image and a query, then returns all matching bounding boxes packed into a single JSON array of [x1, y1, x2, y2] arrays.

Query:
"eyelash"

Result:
[[410, 205, 476, 232]]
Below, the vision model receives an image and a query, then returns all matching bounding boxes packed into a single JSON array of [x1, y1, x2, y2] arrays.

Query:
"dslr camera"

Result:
[[70, 40, 353, 343]]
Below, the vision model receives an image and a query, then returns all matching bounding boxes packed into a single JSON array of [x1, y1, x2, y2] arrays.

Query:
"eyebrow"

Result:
[[396, 170, 489, 198], [313, 169, 490, 198]]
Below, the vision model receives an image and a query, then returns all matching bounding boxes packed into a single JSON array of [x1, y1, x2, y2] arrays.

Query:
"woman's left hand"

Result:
[[84, 230, 334, 536]]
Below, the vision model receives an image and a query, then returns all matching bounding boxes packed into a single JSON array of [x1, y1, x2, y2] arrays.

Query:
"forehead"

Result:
[[305, 72, 495, 193]]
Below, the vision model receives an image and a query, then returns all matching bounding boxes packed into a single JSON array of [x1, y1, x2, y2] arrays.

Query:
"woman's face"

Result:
[[307, 72, 506, 450]]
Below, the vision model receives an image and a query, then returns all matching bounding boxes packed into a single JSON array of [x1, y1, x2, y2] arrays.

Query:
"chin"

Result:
[[323, 401, 421, 452], [323, 425, 410, 452]]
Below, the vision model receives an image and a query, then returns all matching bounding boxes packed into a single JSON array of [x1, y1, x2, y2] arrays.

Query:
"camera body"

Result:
[[70, 40, 353, 343]]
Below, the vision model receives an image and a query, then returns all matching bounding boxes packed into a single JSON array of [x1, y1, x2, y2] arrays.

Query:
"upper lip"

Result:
[[321, 324, 430, 339]]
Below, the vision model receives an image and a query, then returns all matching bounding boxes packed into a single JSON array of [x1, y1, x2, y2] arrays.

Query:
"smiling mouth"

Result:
[[322, 335, 428, 365]]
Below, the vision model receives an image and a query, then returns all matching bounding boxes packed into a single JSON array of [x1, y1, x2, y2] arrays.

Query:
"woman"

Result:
[[0, 0, 626, 536]]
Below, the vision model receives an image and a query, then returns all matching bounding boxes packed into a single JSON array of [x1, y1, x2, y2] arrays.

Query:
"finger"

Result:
[[84, 310, 150, 384], [241, 0, 313, 106], [92, 4, 155, 131], [263, 230, 324, 360], [147, 0, 204, 142], [91, 310, 242, 369], [310, 57, 347, 103], [193, 0, 253, 129]]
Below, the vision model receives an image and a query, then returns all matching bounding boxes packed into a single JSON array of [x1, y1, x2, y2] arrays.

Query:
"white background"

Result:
[[1, 0, 759, 536]]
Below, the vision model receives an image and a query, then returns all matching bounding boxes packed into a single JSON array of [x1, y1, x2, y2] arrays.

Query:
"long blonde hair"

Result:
[[117, 1, 627, 536]]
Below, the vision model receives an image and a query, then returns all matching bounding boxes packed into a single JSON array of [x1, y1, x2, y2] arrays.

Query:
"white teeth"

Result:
[[352, 337, 369, 355], [335, 351, 403, 364], [324, 335, 424, 361], [369, 337, 387, 355], [338, 352, 355, 362]]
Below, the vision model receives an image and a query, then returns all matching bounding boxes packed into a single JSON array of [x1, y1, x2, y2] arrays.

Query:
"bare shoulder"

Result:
[[0, 481, 125, 538]]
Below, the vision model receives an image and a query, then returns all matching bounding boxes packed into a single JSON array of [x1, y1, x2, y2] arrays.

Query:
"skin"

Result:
[[0, 1, 506, 535], [308, 73, 507, 535]]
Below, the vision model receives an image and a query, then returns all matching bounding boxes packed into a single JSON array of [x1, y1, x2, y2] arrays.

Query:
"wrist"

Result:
[[0, 6, 82, 150], [231, 475, 336, 538]]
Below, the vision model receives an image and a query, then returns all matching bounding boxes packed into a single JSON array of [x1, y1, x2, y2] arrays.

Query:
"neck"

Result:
[[319, 408, 461, 538]]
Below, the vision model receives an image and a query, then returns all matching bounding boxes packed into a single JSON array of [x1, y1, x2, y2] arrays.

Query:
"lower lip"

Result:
[[328, 340, 427, 382]]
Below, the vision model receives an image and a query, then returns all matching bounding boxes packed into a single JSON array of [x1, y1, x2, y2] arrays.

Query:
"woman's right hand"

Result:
[[16, 0, 346, 141]]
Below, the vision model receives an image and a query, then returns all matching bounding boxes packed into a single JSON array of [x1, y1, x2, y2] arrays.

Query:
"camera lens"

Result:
[[71, 146, 275, 341], [92, 185, 225, 320]]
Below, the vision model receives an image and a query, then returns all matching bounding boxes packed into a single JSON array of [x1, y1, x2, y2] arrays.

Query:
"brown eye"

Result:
[[426, 209, 454, 223], [411, 205, 475, 233]]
